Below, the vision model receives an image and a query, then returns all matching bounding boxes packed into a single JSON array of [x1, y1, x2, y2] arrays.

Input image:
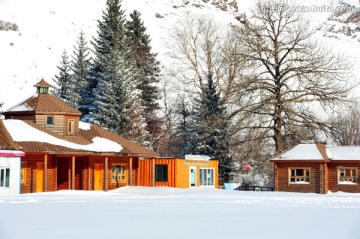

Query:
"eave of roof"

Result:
[[2, 119, 159, 158]]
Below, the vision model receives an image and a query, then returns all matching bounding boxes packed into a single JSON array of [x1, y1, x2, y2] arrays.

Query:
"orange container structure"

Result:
[[138, 157, 219, 188]]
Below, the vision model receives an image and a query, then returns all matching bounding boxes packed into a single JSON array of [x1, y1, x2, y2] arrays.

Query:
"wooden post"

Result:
[[105, 157, 108, 191], [72, 156, 75, 190], [129, 157, 133, 186], [44, 154, 48, 192], [88, 157, 91, 191], [152, 158, 155, 187]]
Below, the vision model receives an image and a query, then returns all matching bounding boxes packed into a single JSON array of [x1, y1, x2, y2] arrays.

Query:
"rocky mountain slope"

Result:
[[0, 0, 359, 109]]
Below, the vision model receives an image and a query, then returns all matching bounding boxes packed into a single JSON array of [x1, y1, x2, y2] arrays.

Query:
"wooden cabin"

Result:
[[138, 156, 219, 188], [271, 141, 360, 194], [1, 79, 158, 193], [0, 79, 219, 194]]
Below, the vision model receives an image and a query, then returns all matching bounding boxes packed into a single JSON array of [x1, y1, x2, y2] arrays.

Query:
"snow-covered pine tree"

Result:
[[53, 49, 76, 106], [121, 56, 149, 145], [71, 30, 92, 119], [91, 0, 127, 132], [125, 10, 161, 148], [193, 73, 233, 184], [94, 47, 128, 132], [91, 0, 146, 141]]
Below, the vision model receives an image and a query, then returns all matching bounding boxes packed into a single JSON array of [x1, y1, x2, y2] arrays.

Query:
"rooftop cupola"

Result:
[[34, 79, 52, 94]]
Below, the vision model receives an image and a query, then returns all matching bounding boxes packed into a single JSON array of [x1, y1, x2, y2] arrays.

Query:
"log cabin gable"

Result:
[[4, 79, 82, 137]]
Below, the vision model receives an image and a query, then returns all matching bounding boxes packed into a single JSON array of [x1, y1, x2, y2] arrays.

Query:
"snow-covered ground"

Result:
[[1, 186, 360, 239]]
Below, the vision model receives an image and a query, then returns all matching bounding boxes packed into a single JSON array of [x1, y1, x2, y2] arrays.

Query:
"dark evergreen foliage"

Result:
[[91, 0, 128, 132], [126, 10, 161, 149], [172, 96, 197, 156], [71, 30, 92, 118], [53, 50, 75, 106], [193, 74, 234, 183], [89, 0, 147, 142]]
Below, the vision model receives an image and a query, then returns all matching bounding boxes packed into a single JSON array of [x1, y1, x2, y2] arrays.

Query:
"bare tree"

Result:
[[328, 103, 360, 146], [167, 12, 244, 102], [233, 0, 354, 154]]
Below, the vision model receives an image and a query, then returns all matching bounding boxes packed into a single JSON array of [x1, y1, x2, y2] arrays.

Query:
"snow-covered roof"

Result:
[[326, 146, 360, 160], [3, 120, 122, 153], [273, 143, 360, 161], [272, 144, 324, 161], [5, 95, 36, 112]]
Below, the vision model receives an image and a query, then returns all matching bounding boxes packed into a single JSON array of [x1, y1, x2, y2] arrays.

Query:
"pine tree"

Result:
[[126, 10, 161, 148], [53, 50, 75, 106], [193, 73, 233, 184], [172, 95, 197, 157], [71, 30, 92, 119], [91, 0, 144, 139]]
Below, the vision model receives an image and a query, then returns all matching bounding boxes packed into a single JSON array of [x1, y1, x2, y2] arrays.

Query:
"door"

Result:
[[36, 162, 44, 192], [75, 159, 84, 190], [189, 167, 196, 187], [94, 164, 103, 190], [57, 158, 70, 190]]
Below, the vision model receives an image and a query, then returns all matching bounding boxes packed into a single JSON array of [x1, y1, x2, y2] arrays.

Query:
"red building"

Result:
[[271, 141, 360, 194]]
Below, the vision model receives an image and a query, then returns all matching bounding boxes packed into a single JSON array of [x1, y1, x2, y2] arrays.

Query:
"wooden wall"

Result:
[[21, 154, 136, 193], [274, 162, 323, 193], [327, 161, 360, 193], [35, 115, 79, 136], [21, 154, 56, 194], [275, 161, 360, 194]]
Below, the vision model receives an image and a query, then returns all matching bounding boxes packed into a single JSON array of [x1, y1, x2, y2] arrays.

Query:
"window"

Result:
[[338, 168, 357, 184], [39, 87, 48, 94], [200, 168, 214, 186], [68, 121, 74, 134], [155, 164, 168, 182], [46, 116, 54, 125], [0, 168, 10, 188], [21, 162, 26, 184], [111, 164, 127, 183], [289, 168, 310, 184]]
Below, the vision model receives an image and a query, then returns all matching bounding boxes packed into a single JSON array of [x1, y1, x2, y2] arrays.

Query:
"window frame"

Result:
[[0, 167, 10, 188], [39, 87, 48, 94], [199, 168, 215, 187], [288, 168, 310, 184], [155, 164, 168, 182], [68, 120, 75, 134], [337, 167, 357, 185], [46, 115, 54, 126], [111, 164, 127, 184], [21, 161, 26, 185]]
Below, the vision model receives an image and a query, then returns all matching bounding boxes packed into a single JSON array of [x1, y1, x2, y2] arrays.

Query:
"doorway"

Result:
[[94, 164, 103, 190], [36, 162, 44, 192], [189, 167, 196, 187]]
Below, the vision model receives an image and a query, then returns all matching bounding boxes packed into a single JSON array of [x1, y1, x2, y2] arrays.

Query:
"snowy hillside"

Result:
[[0, 0, 359, 109]]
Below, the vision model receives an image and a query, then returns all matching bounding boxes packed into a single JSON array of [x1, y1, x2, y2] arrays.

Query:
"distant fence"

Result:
[[236, 186, 274, 191], [223, 183, 274, 191]]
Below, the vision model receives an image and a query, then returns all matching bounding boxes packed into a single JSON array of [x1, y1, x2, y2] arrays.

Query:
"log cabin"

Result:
[[0, 79, 219, 194], [271, 141, 360, 194]]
